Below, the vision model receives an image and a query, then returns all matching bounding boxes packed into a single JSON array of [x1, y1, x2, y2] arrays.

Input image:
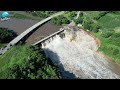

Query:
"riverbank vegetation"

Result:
[[0, 45, 62, 79], [51, 15, 70, 26], [26, 11, 58, 18], [11, 13, 32, 19], [73, 11, 120, 63], [0, 27, 17, 43]]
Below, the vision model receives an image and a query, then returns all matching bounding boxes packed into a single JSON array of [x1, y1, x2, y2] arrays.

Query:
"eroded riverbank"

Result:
[[42, 27, 120, 79]]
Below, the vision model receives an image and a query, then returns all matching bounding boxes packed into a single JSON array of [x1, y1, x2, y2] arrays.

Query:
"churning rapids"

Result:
[[42, 27, 120, 79]]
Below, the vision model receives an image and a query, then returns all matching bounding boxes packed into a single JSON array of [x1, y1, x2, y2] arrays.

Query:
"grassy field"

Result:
[[0, 45, 32, 71], [81, 12, 120, 63], [98, 13, 120, 30], [0, 45, 62, 79], [11, 13, 32, 19], [84, 11, 100, 18], [95, 32, 120, 63], [0, 44, 4, 49], [96, 13, 120, 63]]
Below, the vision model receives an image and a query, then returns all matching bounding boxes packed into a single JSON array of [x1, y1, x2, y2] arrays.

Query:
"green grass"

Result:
[[0, 45, 62, 79], [63, 12, 72, 20], [81, 12, 120, 63], [0, 45, 32, 71], [0, 44, 4, 49], [95, 32, 120, 63], [11, 13, 32, 19], [98, 13, 120, 30], [84, 11, 100, 18]]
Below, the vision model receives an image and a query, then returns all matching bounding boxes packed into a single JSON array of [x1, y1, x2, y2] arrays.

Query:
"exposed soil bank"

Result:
[[42, 27, 120, 79]]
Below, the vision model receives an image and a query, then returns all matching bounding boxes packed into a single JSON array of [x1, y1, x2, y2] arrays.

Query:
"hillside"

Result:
[[61, 11, 120, 63], [0, 45, 62, 79], [0, 11, 120, 79]]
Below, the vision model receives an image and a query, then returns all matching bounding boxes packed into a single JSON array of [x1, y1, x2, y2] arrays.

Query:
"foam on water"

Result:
[[43, 30, 120, 79]]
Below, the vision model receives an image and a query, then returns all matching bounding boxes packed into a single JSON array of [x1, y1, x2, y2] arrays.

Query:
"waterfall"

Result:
[[42, 29, 120, 79]]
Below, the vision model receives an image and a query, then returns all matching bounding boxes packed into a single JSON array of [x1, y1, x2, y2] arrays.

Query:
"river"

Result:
[[42, 28, 120, 79], [0, 12, 61, 44]]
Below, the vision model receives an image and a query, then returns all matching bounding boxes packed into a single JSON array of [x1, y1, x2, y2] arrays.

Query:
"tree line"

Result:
[[0, 27, 17, 43]]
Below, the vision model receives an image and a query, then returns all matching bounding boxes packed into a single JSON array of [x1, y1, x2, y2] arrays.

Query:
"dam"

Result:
[[36, 26, 120, 79]]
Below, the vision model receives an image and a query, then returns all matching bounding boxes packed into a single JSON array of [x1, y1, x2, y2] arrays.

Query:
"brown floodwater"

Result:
[[0, 18, 61, 44], [25, 21, 61, 44], [0, 18, 38, 35]]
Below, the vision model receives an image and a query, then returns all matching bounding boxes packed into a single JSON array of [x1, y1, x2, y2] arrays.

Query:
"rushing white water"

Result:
[[42, 29, 120, 79]]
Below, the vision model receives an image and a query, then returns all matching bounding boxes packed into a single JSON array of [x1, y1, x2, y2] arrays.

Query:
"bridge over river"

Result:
[[0, 11, 64, 55]]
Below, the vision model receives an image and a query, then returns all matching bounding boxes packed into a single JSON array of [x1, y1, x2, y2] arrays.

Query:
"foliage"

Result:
[[101, 31, 113, 38], [75, 11, 120, 63], [0, 45, 62, 79], [92, 23, 100, 33], [51, 15, 70, 26], [74, 17, 83, 24], [0, 27, 17, 43], [79, 12, 83, 17], [113, 49, 119, 56], [27, 11, 58, 18], [83, 17, 94, 31], [94, 11, 110, 20], [69, 12, 77, 19], [11, 13, 31, 19]]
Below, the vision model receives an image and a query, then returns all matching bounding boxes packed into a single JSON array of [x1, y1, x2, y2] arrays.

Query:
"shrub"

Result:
[[102, 31, 113, 38], [0, 46, 62, 79], [113, 49, 119, 55], [51, 15, 70, 26], [91, 23, 101, 33], [0, 28, 17, 43], [79, 12, 83, 17], [74, 17, 83, 24]]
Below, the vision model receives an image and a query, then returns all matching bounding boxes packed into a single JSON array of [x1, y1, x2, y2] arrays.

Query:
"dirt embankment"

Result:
[[42, 26, 120, 79]]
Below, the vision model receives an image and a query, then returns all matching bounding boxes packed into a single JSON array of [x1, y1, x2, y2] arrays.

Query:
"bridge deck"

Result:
[[0, 11, 64, 55]]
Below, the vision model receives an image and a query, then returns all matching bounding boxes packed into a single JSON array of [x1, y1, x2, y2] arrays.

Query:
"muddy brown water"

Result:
[[25, 21, 61, 44], [0, 18, 38, 34], [0, 18, 61, 44]]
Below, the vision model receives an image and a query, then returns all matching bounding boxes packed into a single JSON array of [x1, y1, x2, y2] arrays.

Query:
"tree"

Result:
[[79, 12, 83, 17], [74, 17, 83, 24], [94, 11, 110, 20], [83, 18, 93, 30], [0, 46, 62, 79], [113, 49, 119, 55], [62, 17, 70, 24], [69, 12, 77, 19], [102, 31, 113, 38], [0, 28, 17, 43], [91, 23, 100, 33], [51, 15, 70, 26]]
